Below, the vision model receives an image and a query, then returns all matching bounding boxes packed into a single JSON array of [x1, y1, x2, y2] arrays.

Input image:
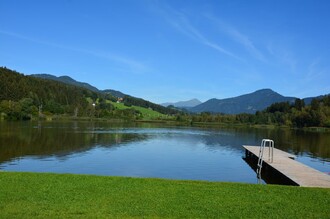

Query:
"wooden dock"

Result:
[[243, 145, 330, 188]]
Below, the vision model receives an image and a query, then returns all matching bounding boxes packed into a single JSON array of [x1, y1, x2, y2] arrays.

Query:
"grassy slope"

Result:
[[86, 98, 169, 120], [0, 172, 329, 218], [111, 101, 171, 120]]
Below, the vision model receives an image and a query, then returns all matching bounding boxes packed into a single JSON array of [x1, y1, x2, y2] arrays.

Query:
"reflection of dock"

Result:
[[243, 145, 330, 188]]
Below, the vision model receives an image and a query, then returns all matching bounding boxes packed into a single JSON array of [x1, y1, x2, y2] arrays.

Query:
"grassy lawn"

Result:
[[0, 172, 329, 218]]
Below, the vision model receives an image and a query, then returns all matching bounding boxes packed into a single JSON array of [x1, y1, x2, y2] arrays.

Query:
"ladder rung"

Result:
[[256, 139, 275, 181]]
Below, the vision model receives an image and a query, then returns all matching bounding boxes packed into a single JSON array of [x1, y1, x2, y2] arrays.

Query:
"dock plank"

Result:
[[243, 145, 330, 188]]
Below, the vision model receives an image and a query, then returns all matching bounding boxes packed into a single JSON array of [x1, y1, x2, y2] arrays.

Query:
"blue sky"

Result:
[[1, 0, 330, 103]]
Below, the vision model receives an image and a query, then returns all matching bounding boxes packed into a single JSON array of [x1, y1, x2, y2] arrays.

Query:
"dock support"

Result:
[[243, 145, 330, 188]]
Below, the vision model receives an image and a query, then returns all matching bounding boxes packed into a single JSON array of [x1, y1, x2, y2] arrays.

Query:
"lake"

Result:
[[0, 121, 329, 185]]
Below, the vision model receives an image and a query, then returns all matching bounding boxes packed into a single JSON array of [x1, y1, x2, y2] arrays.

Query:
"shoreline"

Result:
[[2, 118, 330, 132]]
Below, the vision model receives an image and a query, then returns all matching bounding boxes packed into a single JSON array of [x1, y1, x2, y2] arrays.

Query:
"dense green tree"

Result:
[[19, 98, 38, 119], [123, 96, 179, 115], [266, 102, 291, 113], [294, 98, 305, 111], [311, 99, 320, 111]]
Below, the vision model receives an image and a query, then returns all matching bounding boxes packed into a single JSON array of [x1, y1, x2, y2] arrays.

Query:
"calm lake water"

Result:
[[0, 121, 329, 184]]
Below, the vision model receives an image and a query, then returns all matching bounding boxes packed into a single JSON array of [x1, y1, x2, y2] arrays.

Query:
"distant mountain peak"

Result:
[[161, 98, 202, 108], [190, 88, 295, 114], [253, 88, 280, 95], [256, 88, 273, 92], [58, 75, 75, 81]]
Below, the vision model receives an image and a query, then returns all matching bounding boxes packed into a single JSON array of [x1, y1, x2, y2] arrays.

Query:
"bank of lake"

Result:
[[0, 172, 329, 218]]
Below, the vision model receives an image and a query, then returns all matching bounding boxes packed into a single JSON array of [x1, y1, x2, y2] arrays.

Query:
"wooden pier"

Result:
[[243, 145, 330, 188]]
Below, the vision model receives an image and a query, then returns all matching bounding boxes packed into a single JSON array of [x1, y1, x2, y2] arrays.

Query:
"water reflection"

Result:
[[242, 156, 298, 186], [0, 121, 148, 163], [0, 121, 329, 183]]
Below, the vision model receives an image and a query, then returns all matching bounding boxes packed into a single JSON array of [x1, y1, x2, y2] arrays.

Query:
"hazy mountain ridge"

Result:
[[32, 74, 127, 98], [161, 99, 202, 108], [31, 74, 100, 92], [31, 74, 326, 115], [303, 95, 327, 105], [190, 89, 297, 114], [30, 73, 179, 115], [103, 89, 126, 98]]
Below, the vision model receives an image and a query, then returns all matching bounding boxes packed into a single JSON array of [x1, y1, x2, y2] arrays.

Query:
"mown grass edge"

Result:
[[0, 172, 329, 218]]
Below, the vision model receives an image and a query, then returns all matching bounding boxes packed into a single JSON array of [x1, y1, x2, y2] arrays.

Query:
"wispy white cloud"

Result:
[[281, 58, 329, 98], [0, 30, 151, 74], [0, 30, 71, 50], [267, 42, 297, 73], [205, 14, 266, 62], [225, 29, 265, 62], [305, 59, 327, 82], [151, 2, 242, 61], [280, 52, 297, 73], [84, 50, 151, 74]]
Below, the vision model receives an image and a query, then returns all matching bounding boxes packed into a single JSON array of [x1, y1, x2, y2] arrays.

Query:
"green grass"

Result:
[[111, 101, 172, 120], [0, 172, 329, 218], [109, 101, 128, 109], [132, 105, 167, 119]]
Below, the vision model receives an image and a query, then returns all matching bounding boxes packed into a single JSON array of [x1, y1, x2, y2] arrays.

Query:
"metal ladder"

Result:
[[257, 139, 274, 179]]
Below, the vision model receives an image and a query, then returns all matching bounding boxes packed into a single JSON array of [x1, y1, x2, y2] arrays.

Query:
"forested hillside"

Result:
[[1, 67, 110, 120], [0, 67, 178, 120], [1, 67, 329, 127], [31, 74, 100, 92], [31, 71, 179, 116]]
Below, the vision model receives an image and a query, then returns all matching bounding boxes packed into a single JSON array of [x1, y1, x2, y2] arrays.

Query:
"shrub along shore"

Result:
[[0, 172, 329, 218]]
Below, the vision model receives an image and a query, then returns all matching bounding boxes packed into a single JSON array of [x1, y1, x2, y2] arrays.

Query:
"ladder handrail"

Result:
[[257, 139, 274, 180]]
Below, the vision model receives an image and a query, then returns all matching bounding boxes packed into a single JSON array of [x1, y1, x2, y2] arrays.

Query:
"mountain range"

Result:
[[161, 99, 202, 108], [31, 74, 326, 115], [190, 89, 296, 114], [191, 89, 327, 114], [31, 74, 126, 98]]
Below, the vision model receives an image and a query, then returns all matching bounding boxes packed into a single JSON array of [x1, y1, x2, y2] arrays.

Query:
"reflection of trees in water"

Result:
[[0, 121, 149, 163], [0, 122, 329, 164], [184, 127, 330, 161], [276, 130, 330, 161]]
